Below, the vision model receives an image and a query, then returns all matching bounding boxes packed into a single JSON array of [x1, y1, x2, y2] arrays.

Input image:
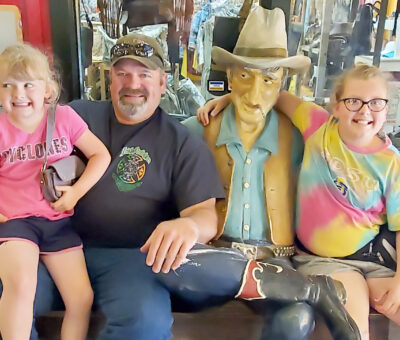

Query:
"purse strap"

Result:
[[41, 104, 57, 172]]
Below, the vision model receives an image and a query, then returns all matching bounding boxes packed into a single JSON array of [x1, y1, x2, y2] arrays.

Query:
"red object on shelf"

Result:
[[0, 0, 53, 56]]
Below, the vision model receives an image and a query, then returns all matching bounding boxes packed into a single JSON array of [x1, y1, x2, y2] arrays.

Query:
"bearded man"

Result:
[[26, 33, 224, 340]]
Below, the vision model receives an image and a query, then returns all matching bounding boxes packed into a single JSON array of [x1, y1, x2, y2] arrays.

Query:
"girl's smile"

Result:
[[333, 77, 388, 149], [0, 77, 50, 131]]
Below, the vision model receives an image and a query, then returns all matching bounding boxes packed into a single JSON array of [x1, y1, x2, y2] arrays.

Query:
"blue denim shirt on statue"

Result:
[[183, 103, 303, 242], [215, 103, 277, 241]]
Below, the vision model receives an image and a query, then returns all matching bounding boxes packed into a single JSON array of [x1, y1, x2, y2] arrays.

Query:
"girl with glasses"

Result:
[[197, 64, 400, 340]]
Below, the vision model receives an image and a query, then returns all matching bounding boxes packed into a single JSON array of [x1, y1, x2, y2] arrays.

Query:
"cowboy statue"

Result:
[[157, 6, 361, 340]]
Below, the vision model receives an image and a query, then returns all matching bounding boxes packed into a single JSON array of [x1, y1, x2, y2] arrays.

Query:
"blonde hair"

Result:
[[331, 63, 388, 104], [0, 43, 60, 103]]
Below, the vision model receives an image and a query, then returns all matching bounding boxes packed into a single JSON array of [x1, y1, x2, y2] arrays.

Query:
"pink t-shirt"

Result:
[[0, 105, 88, 220]]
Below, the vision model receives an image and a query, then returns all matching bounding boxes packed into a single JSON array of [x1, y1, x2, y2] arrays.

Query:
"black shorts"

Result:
[[0, 216, 82, 254]]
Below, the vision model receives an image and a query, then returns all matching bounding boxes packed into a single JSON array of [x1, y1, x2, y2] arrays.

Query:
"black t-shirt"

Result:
[[69, 100, 224, 248]]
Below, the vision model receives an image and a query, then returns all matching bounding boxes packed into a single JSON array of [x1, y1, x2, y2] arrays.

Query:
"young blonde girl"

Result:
[[198, 64, 400, 340], [0, 43, 110, 340]]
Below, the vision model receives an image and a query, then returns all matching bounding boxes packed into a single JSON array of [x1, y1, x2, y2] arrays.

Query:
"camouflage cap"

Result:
[[110, 33, 165, 70]]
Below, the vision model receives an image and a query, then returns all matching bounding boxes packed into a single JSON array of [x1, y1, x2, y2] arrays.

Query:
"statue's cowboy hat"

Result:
[[211, 6, 310, 74]]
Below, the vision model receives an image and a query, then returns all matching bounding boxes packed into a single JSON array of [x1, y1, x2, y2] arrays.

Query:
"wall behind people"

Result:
[[48, 0, 81, 102], [0, 0, 81, 102]]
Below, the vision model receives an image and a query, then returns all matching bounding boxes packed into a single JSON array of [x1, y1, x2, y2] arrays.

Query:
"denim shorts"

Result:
[[0, 216, 82, 254], [293, 253, 395, 279]]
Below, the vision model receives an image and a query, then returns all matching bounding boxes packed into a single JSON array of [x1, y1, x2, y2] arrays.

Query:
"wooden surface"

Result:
[[36, 301, 390, 340]]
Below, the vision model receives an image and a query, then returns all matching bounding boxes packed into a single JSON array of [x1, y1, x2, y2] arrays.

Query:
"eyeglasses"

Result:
[[339, 98, 388, 112], [110, 42, 156, 61]]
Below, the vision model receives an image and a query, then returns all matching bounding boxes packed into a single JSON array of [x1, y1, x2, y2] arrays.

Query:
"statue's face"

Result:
[[228, 67, 283, 125]]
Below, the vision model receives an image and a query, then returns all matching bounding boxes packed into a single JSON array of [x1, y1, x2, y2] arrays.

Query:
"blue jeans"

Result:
[[8, 248, 173, 340], [83, 248, 173, 340], [9, 245, 313, 340]]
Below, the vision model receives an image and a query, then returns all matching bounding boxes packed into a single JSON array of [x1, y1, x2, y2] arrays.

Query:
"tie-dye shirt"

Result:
[[293, 102, 400, 257]]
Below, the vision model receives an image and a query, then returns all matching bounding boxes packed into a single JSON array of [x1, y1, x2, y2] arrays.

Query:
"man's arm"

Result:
[[140, 198, 218, 273], [180, 198, 218, 243]]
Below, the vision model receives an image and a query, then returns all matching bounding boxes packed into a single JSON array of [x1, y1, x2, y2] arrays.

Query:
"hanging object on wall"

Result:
[[0, 5, 23, 53], [237, 0, 254, 31], [97, 0, 123, 39]]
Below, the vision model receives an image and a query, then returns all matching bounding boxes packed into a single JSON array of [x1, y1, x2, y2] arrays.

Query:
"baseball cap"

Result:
[[110, 33, 165, 70]]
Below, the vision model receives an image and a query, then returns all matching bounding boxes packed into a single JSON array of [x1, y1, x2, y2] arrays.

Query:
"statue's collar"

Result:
[[216, 102, 278, 154]]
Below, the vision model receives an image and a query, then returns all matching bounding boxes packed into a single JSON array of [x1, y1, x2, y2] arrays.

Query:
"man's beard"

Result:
[[117, 88, 148, 117]]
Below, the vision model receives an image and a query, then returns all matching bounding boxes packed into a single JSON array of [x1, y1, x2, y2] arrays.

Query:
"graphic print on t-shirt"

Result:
[[334, 177, 348, 196], [112, 146, 151, 192]]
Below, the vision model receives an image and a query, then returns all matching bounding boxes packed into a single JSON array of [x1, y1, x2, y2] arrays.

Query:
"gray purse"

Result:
[[40, 104, 86, 202]]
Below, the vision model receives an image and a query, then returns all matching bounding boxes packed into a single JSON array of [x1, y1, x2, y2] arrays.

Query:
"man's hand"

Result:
[[140, 217, 199, 273], [0, 213, 8, 223], [140, 198, 218, 273], [51, 186, 80, 212]]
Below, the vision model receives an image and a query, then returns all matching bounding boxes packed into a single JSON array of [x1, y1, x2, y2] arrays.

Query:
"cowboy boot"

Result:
[[236, 260, 361, 340], [258, 302, 315, 340]]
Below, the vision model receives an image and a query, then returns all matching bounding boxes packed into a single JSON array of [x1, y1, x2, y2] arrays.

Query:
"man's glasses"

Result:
[[110, 43, 156, 61], [339, 98, 388, 112]]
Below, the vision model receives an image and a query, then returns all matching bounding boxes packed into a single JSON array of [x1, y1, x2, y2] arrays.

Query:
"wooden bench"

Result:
[[36, 301, 390, 340]]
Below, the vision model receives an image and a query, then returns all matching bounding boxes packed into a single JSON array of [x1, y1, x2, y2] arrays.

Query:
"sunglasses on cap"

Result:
[[110, 42, 159, 62]]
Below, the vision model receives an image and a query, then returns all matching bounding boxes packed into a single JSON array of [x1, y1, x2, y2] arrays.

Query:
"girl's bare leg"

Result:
[[0, 241, 39, 340], [330, 271, 370, 340], [41, 249, 93, 340]]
